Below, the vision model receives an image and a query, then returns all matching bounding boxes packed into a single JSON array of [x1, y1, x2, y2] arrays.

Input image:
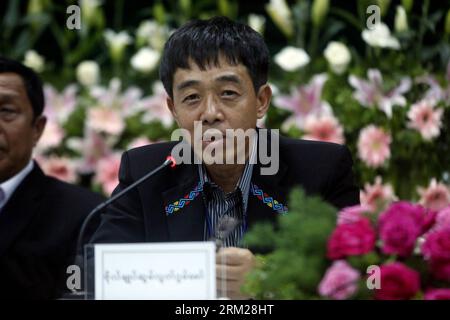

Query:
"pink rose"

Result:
[[337, 205, 372, 225], [422, 227, 450, 281], [422, 210, 438, 234], [434, 206, 450, 231], [424, 288, 450, 300], [318, 260, 360, 300], [374, 262, 421, 300], [379, 202, 426, 258], [327, 218, 376, 260], [422, 227, 450, 261]]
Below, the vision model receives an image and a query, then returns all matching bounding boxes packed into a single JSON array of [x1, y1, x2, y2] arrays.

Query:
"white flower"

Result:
[[265, 0, 293, 37], [28, 0, 46, 14], [324, 41, 351, 74], [274, 46, 310, 71], [104, 29, 132, 61], [104, 30, 132, 47], [76, 60, 100, 87], [81, 0, 102, 24], [81, 0, 101, 12], [311, 0, 330, 27], [136, 21, 153, 43], [395, 5, 408, 33], [23, 50, 44, 73], [136, 20, 170, 51], [131, 47, 160, 73], [248, 14, 266, 34], [362, 22, 400, 50]]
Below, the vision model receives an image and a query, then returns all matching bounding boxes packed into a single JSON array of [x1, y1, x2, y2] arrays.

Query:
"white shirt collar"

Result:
[[0, 160, 34, 209]]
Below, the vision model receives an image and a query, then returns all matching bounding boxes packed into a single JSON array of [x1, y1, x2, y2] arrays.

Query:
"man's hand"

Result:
[[216, 247, 255, 299]]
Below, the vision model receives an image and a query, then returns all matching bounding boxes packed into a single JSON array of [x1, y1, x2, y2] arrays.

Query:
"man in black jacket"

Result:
[[91, 17, 359, 299], [0, 57, 104, 299]]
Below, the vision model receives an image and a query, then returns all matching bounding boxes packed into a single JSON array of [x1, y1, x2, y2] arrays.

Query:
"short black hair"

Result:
[[159, 16, 269, 98], [0, 56, 45, 119]]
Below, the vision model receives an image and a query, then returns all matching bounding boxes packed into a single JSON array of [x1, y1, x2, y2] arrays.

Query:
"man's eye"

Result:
[[221, 90, 238, 98], [0, 107, 16, 114], [183, 94, 200, 103], [0, 106, 18, 120]]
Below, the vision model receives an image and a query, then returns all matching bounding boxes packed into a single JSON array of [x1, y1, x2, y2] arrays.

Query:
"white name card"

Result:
[[94, 242, 216, 300]]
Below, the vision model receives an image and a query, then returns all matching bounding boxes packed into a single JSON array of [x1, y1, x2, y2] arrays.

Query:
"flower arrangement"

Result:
[[2, 0, 449, 300], [34, 79, 175, 194], [2, 0, 448, 201], [264, 0, 450, 202], [243, 188, 450, 300]]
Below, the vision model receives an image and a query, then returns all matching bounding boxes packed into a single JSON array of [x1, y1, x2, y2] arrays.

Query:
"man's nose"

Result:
[[200, 96, 224, 125]]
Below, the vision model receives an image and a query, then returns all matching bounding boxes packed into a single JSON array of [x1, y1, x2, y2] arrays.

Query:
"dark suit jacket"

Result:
[[90, 130, 360, 246], [0, 162, 104, 299]]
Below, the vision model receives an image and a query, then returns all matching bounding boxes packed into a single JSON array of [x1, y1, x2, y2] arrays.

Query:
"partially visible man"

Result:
[[91, 17, 360, 299], [0, 57, 104, 299]]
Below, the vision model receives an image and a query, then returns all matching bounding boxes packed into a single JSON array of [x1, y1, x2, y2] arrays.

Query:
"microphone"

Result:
[[213, 215, 240, 251], [74, 155, 177, 267]]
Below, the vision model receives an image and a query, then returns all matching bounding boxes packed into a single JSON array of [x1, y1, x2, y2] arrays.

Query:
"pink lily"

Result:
[[349, 69, 411, 118]]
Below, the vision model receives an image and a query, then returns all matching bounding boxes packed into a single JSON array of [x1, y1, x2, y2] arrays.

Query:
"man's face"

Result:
[[167, 55, 271, 163], [0, 73, 46, 182]]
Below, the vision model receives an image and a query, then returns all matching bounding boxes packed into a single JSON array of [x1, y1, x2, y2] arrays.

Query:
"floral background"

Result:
[[2, 0, 450, 300], [1, 0, 449, 210]]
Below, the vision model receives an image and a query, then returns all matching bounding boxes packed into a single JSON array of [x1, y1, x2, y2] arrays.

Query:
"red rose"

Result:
[[379, 202, 426, 258], [327, 218, 376, 260], [424, 288, 450, 300], [374, 262, 421, 300]]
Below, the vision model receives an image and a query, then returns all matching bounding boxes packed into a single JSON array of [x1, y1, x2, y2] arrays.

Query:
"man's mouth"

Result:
[[203, 135, 223, 142], [202, 133, 225, 146]]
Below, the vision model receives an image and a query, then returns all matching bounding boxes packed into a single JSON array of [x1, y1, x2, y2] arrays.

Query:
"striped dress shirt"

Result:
[[198, 135, 257, 247]]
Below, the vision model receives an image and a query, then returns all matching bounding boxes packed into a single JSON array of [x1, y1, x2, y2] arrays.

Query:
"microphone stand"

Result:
[[209, 213, 241, 300], [67, 156, 176, 299]]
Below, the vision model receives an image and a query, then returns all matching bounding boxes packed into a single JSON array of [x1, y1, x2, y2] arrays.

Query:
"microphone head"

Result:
[[166, 155, 177, 168], [217, 215, 239, 238]]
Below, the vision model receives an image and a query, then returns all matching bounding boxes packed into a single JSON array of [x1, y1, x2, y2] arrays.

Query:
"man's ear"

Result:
[[32, 115, 47, 147], [166, 96, 180, 126], [256, 84, 272, 119]]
